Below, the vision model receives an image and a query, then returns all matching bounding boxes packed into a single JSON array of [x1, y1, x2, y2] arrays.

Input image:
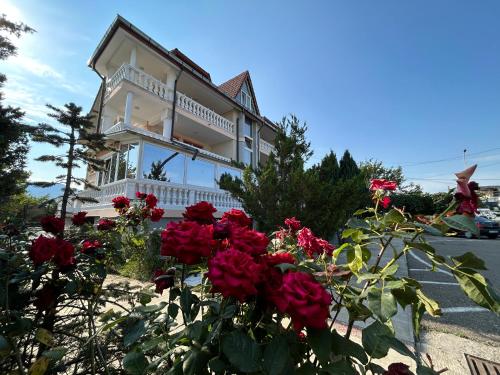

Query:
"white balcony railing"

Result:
[[259, 139, 275, 156], [78, 179, 243, 213], [105, 64, 235, 135], [106, 64, 173, 101], [176, 92, 234, 134]]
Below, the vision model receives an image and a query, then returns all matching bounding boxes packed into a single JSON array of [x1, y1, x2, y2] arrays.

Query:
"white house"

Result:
[[74, 15, 277, 222]]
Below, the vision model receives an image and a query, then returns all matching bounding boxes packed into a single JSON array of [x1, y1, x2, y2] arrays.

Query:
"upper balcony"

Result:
[[259, 139, 276, 156], [104, 63, 235, 137]]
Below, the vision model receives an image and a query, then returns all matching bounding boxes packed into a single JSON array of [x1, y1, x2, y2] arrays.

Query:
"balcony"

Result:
[[105, 63, 235, 136], [259, 139, 276, 156], [77, 178, 242, 213]]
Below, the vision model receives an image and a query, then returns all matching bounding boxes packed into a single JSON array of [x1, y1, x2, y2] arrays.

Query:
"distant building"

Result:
[[479, 185, 500, 210], [73, 15, 277, 222]]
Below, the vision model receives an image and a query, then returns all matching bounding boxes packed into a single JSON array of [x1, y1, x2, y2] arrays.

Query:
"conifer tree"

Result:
[[0, 15, 34, 205], [31, 103, 107, 224]]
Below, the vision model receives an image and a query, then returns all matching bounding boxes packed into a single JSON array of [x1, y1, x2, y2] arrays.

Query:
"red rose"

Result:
[[284, 217, 301, 232], [40, 216, 64, 235], [230, 226, 269, 257], [160, 221, 213, 264], [220, 209, 251, 228], [297, 228, 333, 258], [274, 271, 332, 331], [206, 248, 262, 302], [144, 193, 158, 209], [384, 363, 411, 375], [72, 211, 88, 226], [262, 252, 296, 268], [259, 253, 296, 307], [213, 221, 232, 240], [81, 240, 101, 255], [316, 238, 335, 256], [183, 201, 216, 224], [152, 268, 175, 294], [97, 218, 116, 231], [30, 235, 57, 266], [370, 179, 398, 191], [136, 191, 147, 200], [381, 196, 391, 209], [33, 284, 58, 312], [52, 238, 75, 268], [112, 196, 130, 211], [150, 207, 164, 222]]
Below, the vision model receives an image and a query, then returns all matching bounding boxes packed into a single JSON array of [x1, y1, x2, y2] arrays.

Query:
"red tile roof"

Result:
[[218, 71, 249, 98], [218, 71, 260, 115]]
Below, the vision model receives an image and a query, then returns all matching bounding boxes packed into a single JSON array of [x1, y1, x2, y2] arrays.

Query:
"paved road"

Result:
[[407, 236, 500, 344]]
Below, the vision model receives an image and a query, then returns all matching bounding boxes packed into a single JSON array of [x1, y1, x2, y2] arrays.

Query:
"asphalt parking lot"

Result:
[[408, 235, 500, 344]]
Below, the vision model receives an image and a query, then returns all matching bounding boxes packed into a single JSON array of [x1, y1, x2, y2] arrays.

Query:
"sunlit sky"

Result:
[[1, 0, 500, 192]]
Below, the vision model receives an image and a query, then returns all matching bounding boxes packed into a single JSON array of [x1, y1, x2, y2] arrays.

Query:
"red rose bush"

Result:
[[4, 182, 496, 375]]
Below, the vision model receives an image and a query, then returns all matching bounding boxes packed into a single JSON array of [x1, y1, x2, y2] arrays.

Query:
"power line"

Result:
[[394, 147, 500, 167]]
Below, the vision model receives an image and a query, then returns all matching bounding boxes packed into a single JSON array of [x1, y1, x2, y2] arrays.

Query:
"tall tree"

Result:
[[0, 15, 35, 206], [220, 116, 312, 232], [220, 116, 366, 239], [31, 103, 107, 224]]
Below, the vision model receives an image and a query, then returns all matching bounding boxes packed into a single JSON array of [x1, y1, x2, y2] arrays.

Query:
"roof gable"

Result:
[[218, 71, 260, 115]]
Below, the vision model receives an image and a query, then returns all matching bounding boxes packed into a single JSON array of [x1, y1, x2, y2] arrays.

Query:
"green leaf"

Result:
[[452, 267, 500, 313], [383, 209, 405, 225], [451, 252, 486, 270], [416, 364, 439, 375], [141, 337, 163, 352], [183, 348, 210, 375], [322, 360, 357, 374], [0, 335, 11, 357], [168, 303, 179, 319], [406, 242, 445, 264], [123, 351, 148, 375], [222, 330, 262, 373], [208, 357, 227, 374], [35, 328, 54, 347], [123, 320, 146, 347], [42, 347, 67, 361], [180, 287, 193, 323], [415, 222, 445, 236], [361, 321, 393, 359], [442, 215, 479, 237], [28, 357, 49, 375], [412, 302, 426, 338], [307, 328, 331, 364], [346, 245, 363, 274], [263, 335, 289, 375], [367, 287, 397, 322], [416, 289, 441, 316], [346, 217, 370, 230], [331, 330, 368, 364], [276, 263, 297, 273]]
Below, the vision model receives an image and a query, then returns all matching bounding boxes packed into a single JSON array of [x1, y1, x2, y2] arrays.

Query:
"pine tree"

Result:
[[31, 103, 108, 224], [0, 15, 35, 205], [339, 150, 360, 180]]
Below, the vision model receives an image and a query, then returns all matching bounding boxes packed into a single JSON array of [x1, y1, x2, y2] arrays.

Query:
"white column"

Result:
[[124, 91, 133, 125], [162, 109, 172, 140], [165, 67, 177, 101], [130, 47, 137, 67]]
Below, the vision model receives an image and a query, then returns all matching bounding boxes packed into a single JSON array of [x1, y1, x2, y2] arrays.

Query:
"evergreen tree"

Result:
[[145, 161, 168, 181], [31, 103, 107, 225], [0, 15, 35, 205], [339, 150, 360, 180], [220, 116, 366, 239]]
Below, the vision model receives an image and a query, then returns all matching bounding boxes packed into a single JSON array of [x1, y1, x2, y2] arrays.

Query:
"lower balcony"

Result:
[[77, 178, 242, 215]]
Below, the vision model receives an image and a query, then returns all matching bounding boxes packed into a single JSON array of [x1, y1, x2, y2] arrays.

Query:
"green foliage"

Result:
[[0, 192, 56, 225], [0, 15, 34, 205], [1, 189, 498, 374], [30, 103, 109, 222], [220, 116, 366, 239]]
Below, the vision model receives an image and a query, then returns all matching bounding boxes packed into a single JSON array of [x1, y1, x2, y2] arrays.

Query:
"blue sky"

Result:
[[1, 0, 500, 192]]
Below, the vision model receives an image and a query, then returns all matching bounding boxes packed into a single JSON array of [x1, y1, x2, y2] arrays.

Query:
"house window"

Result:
[[242, 148, 252, 166], [142, 143, 184, 183], [187, 158, 215, 188], [243, 117, 253, 138], [241, 91, 252, 111], [97, 143, 138, 185]]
